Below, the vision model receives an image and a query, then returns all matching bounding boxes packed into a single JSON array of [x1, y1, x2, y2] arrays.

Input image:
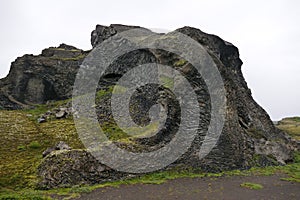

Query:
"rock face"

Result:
[[0, 24, 297, 189], [0, 44, 88, 108], [91, 24, 142, 47], [38, 150, 127, 189]]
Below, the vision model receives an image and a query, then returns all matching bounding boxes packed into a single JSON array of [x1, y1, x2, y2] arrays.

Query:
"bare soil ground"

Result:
[[76, 174, 299, 200]]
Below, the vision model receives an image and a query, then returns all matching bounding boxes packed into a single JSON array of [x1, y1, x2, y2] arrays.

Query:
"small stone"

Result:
[[55, 110, 66, 119], [37, 117, 46, 123]]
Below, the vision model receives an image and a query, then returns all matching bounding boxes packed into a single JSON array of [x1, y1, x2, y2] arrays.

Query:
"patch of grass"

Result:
[[0, 110, 84, 191], [122, 122, 159, 138], [277, 125, 300, 140], [50, 54, 85, 61], [160, 75, 174, 89], [0, 188, 52, 200], [173, 59, 187, 67], [24, 98, 71, 121], [96, 86, 113, 100], [28, 141, 42, 149], [101, 122, 129, 141], [276, 116, 300, 140], [17, 145, 26, 151], [281, 177, 300, 183], [240, 182, 263, 190], [288, 117, 300, 122], [24, 105, 49, 120]]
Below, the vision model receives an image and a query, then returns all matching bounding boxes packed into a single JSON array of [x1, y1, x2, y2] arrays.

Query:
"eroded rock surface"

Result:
[[0, 44, 88, 108], [38, 150, 127, 189], [0, 24, 297, 189]]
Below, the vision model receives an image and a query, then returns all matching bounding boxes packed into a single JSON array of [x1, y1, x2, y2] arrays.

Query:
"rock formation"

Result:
[[0, 24, 298, 189], [0, 44, 88, 109]]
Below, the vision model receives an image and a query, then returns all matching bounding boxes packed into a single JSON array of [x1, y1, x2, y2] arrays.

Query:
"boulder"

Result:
[[42, 141, 71, 158], [37, 150, 127, 189]]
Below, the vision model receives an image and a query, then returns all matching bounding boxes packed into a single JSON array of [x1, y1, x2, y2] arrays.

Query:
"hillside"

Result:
[[0, 103, 84, 191], [276, 117, 300, 140], [0, 107, 299, 199]]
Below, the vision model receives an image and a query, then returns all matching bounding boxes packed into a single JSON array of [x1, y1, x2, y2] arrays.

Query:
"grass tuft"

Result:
[[240, 182, 263, 190], [28, 141, 42, 149]]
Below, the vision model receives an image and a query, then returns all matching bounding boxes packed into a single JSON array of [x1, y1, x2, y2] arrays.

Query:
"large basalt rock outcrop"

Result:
[[0, 44, 88, 108], [0, 24, 297, 189]]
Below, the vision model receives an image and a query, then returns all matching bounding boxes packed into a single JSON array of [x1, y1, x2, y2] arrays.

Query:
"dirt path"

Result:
[[76, 174, 299, 200]]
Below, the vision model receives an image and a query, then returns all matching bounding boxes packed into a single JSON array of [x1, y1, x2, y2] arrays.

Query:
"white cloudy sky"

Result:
[[0, 0, 299, 120]]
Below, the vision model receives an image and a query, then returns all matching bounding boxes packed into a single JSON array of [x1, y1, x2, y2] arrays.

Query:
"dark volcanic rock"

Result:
[[0, 24, 297, 189], [91, 24, 142, 47], [38, 150, 127, 189], [0, 44, 88, 108], [42, 141, 71, 158]]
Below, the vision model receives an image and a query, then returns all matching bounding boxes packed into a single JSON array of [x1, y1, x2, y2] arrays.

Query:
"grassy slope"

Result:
[[276, 117, 300, 140], [0, 109, 84, 191], [0, 101, 299, 199]]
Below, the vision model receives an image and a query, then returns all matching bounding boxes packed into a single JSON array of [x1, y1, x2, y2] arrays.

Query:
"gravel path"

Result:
[[76, 174, 299, 200]]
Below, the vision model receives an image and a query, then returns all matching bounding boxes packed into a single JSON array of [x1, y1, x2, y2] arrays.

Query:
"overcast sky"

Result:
[[0, 0, 299, 120]]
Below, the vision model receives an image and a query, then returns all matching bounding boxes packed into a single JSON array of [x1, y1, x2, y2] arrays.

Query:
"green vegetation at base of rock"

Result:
[[0, 100, 299, 199], [240, 182, 263, 190], [24, 99, 71, 121], [0, 110, 84, 192], [1, 151, 299, 199]]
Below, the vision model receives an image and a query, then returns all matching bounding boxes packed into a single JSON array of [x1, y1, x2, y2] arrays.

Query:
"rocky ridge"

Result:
[[0, 43, 88, 109], [0, 24, 298, 189]]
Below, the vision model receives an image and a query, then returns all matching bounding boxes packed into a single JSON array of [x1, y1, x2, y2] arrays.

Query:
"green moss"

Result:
[[173, 59, 187, 67], [17, 145, 26, 151], [160, 75, 174, 89], [50, 54, 85, 61], [28, 141, 42, 149], [96, 87, 113, 100], [101, 122, 129, 141], [240, 182, 263, 190]]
